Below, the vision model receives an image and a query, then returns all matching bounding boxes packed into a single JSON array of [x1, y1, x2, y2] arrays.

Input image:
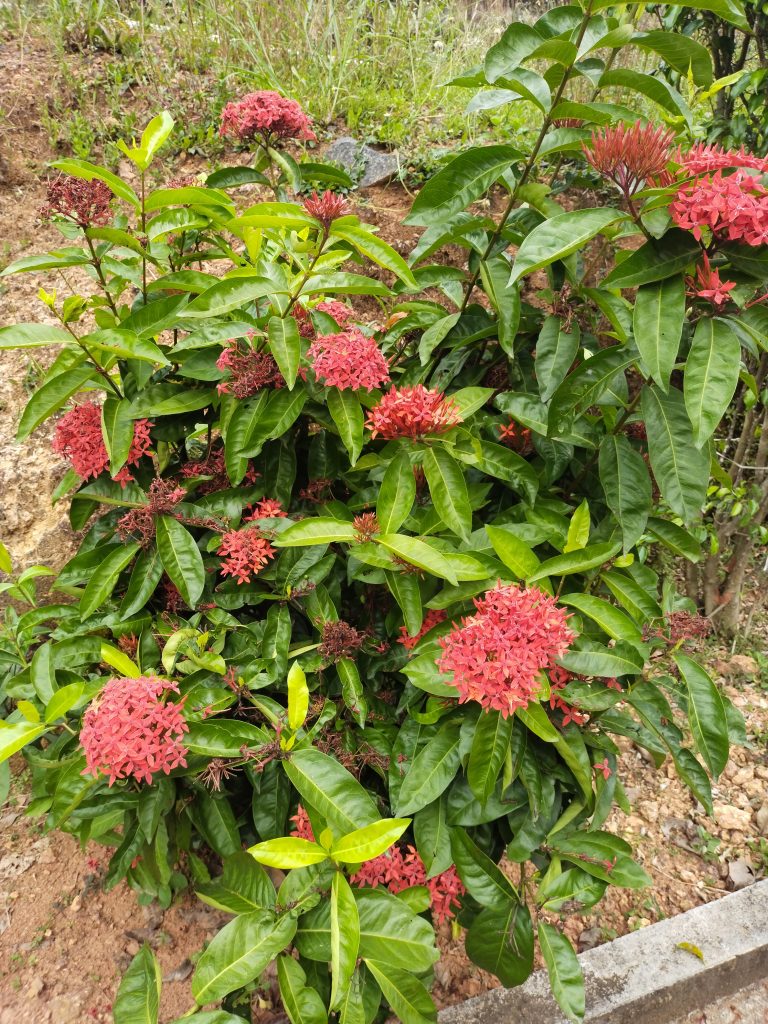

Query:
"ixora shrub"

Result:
[[0, 1, 766, 1014]]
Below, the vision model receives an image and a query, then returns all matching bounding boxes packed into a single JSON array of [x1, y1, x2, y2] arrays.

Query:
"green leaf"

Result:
[[527, 542, 620, 583], [363, 961, 436, 1024], [564, 499, 590, 553], [0, 323, 75, 349], [602, 230, 699, 288], [396, 722, 462, 816], [84, 328, 169, 365], [102, 398, 139, 475], [79, 542, 140, 620], [287, 662, 309, 732], [674, 748, 714, 817], [509, 209, 622, 285], [598, 435, 652, 552], [275, 518, 356, 546], [50, 157, 140, 208], [0, 541, 10, 574], [465, 902, 534, 987], [301, 272, 392, 297], [118, 110, 174, 171], [551, 831, 651, 888], [632, 277, 685, 392], [30, 642, 57, 704], [45, 681, 85, 723], [101, 642, 141, 678], [479, 260, 520, 355], [560, 594, 642, 643], [598, 69, 691, 120], [646, 518, 702, 563], [197, 852, 276, 915], [330, 874, 360, 1009], [538, 924, 585, 1024], [191, 911, 297, 1004], [559, 639, 644, 677], [451, 828, 518, 908], [377, 450, 416, 534], [268, 315, 301, 390], [419, 313, 461, 366], [224, 391, 271, 485], [386, 571, 422, 638], [120, 545, 164, 617], [185, 720, 270, 758], [113, 945, 161, 1024], [641, 386, 709, 522], [376, 535, 458, 585], [156, 516, 205, 607], [338, 658, 367, 726], [284, 748, 380, 834], [484, 22, 543, 81], [277, 955, 329, 1024], [684, 318, 741, 448], [17, 363, 97, 441], [241, 387, 308, 456], [232, 201, 319, 230], [332, 222, 417, 288], [467, 711, 513, 804], [632, 30, 712, 87], [674, 653, 729, 778], [0, 721, 47, 764], [332, 819, 411, 864], [485, 525, 540, 579], [249, 837, 329, 869], [548, 348, 635, 432], [128, 384, 215, 418], [327, 388, 364, 465], [536, 316, 580, 402], [406, 145, 524, 226], [422, 447, 471, 541], [184, 275, 276, 318], [592, 0, 748, 29]]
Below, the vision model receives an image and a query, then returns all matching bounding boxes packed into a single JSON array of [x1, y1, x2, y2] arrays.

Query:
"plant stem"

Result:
[[458, 0, 597, 316], [140, 170, 148, 302], [60, 319, 124, 399], [84, 233, 120, 318]]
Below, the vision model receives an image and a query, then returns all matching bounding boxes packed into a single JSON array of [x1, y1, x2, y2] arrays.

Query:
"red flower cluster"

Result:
[[366, 385, 462, 440], [218, 527, 275, 584], [687, 254, 737, 309], [117, 478, 187, 543], [583, 121, 674, 197], [294, 300, 354, 338], [319, 620, 364, 662], [351, 845, 466, 924], [181, 447, 259, 494], [219, 91, 316, 144], [498, 418, 532, 451], [53, 402, 152, 486], [678, 142, 768, 176], [303, 190, 349, 226], [245, 498, 286, 522], [671, 169, 768, 247], [438, 584, 574, 718], [309, 329, 390, 391], [353, 512, 380, 542], [398, 608, 447, 652], [42, 174, 112, 228], [290, 804, 315, 840], [216, 341, 284, 398], [80, 676, 188, 786]]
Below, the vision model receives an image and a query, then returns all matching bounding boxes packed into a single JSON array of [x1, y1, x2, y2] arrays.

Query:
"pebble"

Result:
[[713, 803, 753, 831], [324, 136, 399, 187], [756, 802, 768, 835]]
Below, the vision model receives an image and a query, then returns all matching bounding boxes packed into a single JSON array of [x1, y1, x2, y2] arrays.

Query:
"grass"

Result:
[[1, 0, 530, 176]]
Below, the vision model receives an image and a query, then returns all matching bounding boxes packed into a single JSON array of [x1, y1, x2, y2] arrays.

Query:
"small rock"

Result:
[[27, 977, 44, 998], [731, 766, 754, 787], [716, 654, 758, 677], [324, 136, 399, 187], [164, 959, 193, 984], [713, 802, 752, 831], [755, 802, 768, 835], [124, 939, 141, 956], [638, 800, 659, 824], [727, 858, 756, 890], [578, 926, 602, 951]]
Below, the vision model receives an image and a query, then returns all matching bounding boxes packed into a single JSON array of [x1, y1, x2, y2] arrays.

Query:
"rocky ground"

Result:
[[1, 32, 768, 1024]]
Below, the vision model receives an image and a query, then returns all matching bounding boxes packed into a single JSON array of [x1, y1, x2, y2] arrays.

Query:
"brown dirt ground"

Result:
[[1, 33, 768, 1024]]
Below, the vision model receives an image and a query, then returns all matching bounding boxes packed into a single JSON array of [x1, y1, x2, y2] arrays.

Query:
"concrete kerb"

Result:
[[438, 879, 768, 1024]]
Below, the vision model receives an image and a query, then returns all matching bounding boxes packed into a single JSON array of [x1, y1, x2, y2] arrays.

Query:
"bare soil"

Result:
[[1, 33, 767, 1024]]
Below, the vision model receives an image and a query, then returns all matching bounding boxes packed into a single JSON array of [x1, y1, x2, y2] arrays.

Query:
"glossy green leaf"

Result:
[[551, 831, 651, 887], [184, 275, 276, 318], [17, 363, 97, 441], [327, 387, 364, 465], [376, 535, 458, 585], [527, 542, 620, 583], [79, 542, 140, 619], [509, 209, 622, 285], [674, 653, 729, 778], [451, 828, 518, 908], [560, 594, 642, 643], [422, 446, 471, 541], [684, 318, 741, 448], [641, 386, 709, 522], [485, 525, 540, 579], [268, 315, 301, 390], [284, 748, 380, 834], [598, 435, 652, 552], [330, 873, 360, 1009], [467, 711, 513, 804], [191, 911, 297, 1004], [156, 516, 205, 607], [0, 323, 74, 349], [407, 145, 524, 226], [377, 450, 416, 534], [278, 955, 329, 1024], [602, 230, 699, 288], [364, 960, 436, 1024], [113, 944, 161, 1024], [249, 837, 329, 869], [538, 923, 585, 1024], [465, 902, 534, 987], [276, 518, 356, 546], [632, 277, 684, 392], [332, 818, 410, 864], [197, 851, 276, 915], [287, 662, 309, 732], [396, 722, 461, 816], [536, 316, 580, 402], [333, 222, 417, 287]]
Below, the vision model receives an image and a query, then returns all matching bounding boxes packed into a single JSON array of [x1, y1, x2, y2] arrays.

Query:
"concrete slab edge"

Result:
[[438, 879, 768, 1024]]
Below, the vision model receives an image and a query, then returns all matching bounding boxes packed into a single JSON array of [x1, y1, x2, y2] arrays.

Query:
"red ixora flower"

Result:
[[290, 804, 315, 841], [677, 142, 768, 176], [244, 498, 287, 522], [42, 174, 112, 228], [303, 190, 349, 227], [498, 418, 532, 451], [671, 169, 768, 247], [366, 385, 462, 440], [216, 339, 284, 398], [583, 120, 675, 197], [351, 845, 465, 924], [438, 583, 575, 718], [398, 608, 447, 652], [294, 300, 355, 338], [309, 329, 390, 391], [218, 527, 275, 584], [219, 91, 316, 144], [687, 254, 737, 309], [80, 676, 188, 786], [117, 477, 187, 544], [53, 402, 152, 486], [353, 512, 380, 542]]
